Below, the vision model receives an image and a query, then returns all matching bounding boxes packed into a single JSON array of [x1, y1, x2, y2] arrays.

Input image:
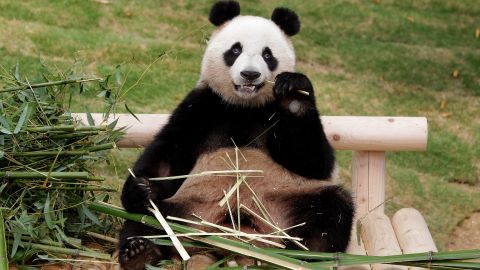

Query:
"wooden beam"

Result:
[[72, 113, 428, 151]]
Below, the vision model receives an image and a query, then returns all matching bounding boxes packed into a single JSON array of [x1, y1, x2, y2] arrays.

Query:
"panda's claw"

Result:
[[119, 237, 162, 268]]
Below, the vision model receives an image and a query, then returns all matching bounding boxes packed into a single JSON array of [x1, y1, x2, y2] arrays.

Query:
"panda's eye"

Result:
[[232, 47, 241, 55], [262, 47, 278, 71]]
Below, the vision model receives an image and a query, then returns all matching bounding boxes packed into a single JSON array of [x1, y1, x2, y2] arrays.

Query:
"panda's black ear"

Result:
[[271, 7, 300, 36], [209, 1, 240, 26]]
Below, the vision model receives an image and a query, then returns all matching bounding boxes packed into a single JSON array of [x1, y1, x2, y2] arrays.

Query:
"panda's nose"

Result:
[[240, 70, 261, 81]]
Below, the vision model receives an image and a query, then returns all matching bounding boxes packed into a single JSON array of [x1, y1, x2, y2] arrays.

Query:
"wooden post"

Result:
[[352, 151, 386, 217], [352, 151, 389, 270], [368, 152, 386, 214], [352, 151, 370, 217]]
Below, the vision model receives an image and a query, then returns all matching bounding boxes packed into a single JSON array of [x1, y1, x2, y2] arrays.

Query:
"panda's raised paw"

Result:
[[273, 72, 314, 99], [132, 176, 153, 206]]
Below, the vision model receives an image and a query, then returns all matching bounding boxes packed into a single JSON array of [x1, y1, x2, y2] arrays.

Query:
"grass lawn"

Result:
[[0, 0, 479, 250]]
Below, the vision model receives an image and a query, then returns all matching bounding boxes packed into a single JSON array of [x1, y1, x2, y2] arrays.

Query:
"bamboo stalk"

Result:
[[0, 78, 101, 93], [8, 143, 115, 157], [11, 150, 90, 156], [87, 176, 106, 181], [0, 210, 8, 270], [151, 238, 209, 249], [87, 142, 116, 152], [26, 125, 107, 132], [18, 236, 63, 247], [0, 171, 90, 180], [143, 232, 300, 241], [85, 231, 118, 244], [49, 187, 116, 192], [148, 199, 190, 261], [6, 240, 111, 260], [149, 169, 263, 181], [49, 131, 100, 139]]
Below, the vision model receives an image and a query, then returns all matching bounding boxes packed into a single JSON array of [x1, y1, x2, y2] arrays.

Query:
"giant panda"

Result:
[[119, 1, 354, 269]]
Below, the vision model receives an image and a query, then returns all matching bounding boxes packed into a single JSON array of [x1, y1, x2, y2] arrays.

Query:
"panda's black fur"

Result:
[[119, 2, 354, 269]]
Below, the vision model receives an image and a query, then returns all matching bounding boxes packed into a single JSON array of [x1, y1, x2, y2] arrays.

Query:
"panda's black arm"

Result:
[[121, 88, 221, 213], [267, 72, 335, 180], [268, 109, 335, 180]]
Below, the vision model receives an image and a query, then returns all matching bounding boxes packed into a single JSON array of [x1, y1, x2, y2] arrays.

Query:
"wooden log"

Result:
[[322, 116, 427, 151], [72, 114, 428, 151], [352, 151, 386, 216], [361, 212, 407, 270], [340, 218, 371, 270], [392, 208, 437, 270], [74, 113, 169, 148]]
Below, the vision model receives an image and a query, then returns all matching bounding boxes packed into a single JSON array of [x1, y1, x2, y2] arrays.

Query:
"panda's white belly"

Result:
[[165, 147, 335, 236]]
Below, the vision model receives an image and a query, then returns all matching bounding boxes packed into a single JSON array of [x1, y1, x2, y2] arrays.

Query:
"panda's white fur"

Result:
[[199, 16, 295, 107]]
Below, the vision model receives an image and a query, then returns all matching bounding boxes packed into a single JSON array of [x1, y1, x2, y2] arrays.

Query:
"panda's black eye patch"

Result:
[[223, 42, 242, 67], [262, 47, 278, 71]]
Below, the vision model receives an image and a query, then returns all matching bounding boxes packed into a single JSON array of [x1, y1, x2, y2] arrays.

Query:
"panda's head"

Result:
[[199, 1, 300, 107]]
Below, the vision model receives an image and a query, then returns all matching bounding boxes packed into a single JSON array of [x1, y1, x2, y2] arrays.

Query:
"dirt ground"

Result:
[[447, 212, 480, 250]]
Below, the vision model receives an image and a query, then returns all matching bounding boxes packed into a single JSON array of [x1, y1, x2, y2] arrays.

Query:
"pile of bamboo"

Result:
[[0, 65, 123, 268]]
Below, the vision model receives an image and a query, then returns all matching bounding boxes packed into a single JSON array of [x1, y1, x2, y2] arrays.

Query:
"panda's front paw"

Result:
[[119, 237, 163, 270], [134, 176, 152, 205], [124, 176, 153, 209], [273, 72, 314, 99]]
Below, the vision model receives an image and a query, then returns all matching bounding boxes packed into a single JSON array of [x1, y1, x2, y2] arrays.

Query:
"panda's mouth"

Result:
[[234, 82, 265, 94]]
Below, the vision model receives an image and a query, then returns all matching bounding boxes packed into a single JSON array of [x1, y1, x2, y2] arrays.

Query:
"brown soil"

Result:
[[447, 211, 480, 250]]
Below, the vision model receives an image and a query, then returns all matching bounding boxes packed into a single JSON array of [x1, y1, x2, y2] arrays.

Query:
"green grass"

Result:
[[0, 0, 479, 250]]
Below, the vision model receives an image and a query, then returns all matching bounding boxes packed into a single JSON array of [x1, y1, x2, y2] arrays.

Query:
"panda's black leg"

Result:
[[119, 220, 169, 270], [285, 185, 354, 252]]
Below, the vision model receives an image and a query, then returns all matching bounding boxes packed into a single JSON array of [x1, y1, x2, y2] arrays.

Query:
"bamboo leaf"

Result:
[[13, 103, 32, 134], [14, 62, 20, 81], [0, 116, 10, 130], [107, 118, 119, 130], [125, 103, 140, 122], [11, 232, 20, 258], [81, 204, 102, 226], [86, 109, 95, 126], [0, 128, 11, 135], [0, 209, 8, 270], [0, 183, 7, 194], [44, 193, 54, 230]]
